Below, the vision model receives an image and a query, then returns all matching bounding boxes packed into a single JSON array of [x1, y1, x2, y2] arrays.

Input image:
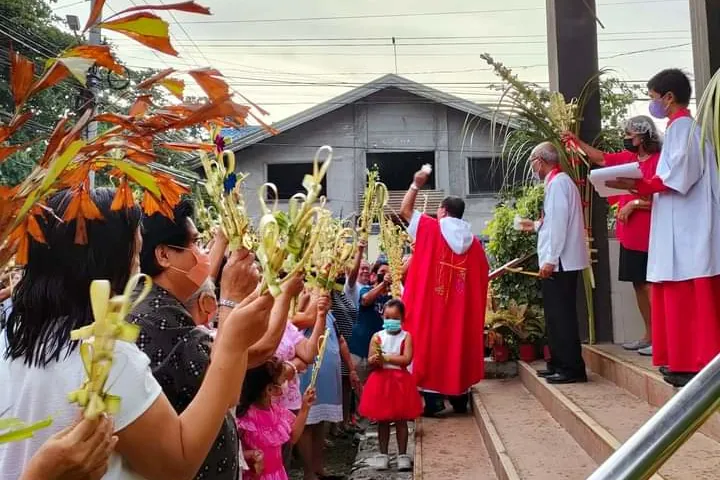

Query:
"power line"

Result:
[[178, 1, 685, 24], [112, 37, 691, 48], [108, 30, 691, 43]]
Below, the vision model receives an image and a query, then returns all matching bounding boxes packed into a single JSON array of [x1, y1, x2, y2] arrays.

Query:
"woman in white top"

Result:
[[0, 188, 274, 480]]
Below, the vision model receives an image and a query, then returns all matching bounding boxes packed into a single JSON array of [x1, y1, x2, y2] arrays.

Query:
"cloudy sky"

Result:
[[53, 0, 695, 123]]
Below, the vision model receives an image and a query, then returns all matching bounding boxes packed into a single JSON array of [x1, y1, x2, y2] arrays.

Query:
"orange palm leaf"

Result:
[[0, 112, 33, 143], [158, 142, 214, 152], [0, 144, 29, 164], [111, 178, 135, 211], [94, 113, 139, 131], [188, 68, 228, 102], [26, 213, 45, 243], [39, 118, 70, 166], [98, 12, 178, 56], [158, 78, 185, 100], [83, 0, 107, 31], [10, 50, 35, 108], [61, 45, 125, 75], [63, 188, 103, 244], [155, 173, 189, 206], [110, 1, 211, 17], [27, 62, 70, 100], [142, 190, 174, 218], [136, 68, 175, 89], [125, 147, 157, 164], [129, 95, 153, 117]]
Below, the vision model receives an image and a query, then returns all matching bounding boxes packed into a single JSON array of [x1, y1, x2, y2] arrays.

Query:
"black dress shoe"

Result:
[[663, 372, 696, 388], [536, 369, 556, 378], [546, 373, 588, 384]]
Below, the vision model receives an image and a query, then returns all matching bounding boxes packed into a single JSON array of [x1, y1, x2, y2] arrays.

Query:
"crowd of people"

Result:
[[0, 163, 489, 480], [2, 66, 719, 480]]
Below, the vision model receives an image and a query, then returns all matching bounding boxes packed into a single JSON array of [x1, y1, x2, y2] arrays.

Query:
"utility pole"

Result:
[[689, 0, 720, 99], [86, 0, 101, 188], [547, 0, 612, 343]]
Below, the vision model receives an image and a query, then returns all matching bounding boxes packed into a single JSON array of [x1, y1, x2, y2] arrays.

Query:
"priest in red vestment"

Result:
[[400, 169, 489, 415]]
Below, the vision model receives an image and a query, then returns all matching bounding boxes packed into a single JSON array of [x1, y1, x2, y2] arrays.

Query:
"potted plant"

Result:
[[486, 301, 545, 363], [487, 330, 510, 363]]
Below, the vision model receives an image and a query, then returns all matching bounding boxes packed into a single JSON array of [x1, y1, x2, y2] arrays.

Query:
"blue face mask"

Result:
[[383, 318, 402, 333]]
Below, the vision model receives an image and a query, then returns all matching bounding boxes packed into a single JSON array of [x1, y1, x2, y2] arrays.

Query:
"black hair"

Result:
[[383, 298, 406, 318], [371, 260, 388, 275], [441, 196, 465, 219], [3, 188, 141, 367], [647, 69, 692, 105], [140, 198, 195, 277], [236, 357, 284, 417]]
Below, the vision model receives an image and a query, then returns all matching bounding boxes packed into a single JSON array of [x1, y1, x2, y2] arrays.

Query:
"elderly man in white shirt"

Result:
[[519, 142, 589, 384]]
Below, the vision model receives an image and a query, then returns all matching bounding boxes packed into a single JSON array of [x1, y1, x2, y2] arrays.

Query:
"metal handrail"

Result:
[[587, 353, 720, 480]]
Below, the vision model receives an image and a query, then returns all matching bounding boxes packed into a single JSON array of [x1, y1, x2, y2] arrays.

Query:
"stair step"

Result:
[[583, 344, 720, 442], [415, 415, 498, 480], [473, 379, 596, 480], [521, 362, 720, 480]]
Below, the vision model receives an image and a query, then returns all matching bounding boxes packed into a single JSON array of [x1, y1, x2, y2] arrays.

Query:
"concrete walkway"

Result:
[[350, 423, 415, 480]]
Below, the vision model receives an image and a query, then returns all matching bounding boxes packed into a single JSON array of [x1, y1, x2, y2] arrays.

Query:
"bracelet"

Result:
[[218, 298, 237, 309], [409, 183, 419, 191]]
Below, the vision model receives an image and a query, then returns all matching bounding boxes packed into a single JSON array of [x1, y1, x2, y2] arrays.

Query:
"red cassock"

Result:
[[402, 214, 489, 395]]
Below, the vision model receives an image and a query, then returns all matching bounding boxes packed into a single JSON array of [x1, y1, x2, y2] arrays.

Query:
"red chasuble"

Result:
[[402, 214, 489, 395]]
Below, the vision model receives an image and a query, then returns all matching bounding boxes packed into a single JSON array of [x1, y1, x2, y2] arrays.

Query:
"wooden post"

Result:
[[689, 0, 720, 98], [546, 0, 613, 343]]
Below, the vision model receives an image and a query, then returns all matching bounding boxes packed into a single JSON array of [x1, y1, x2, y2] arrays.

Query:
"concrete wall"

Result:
[[233, 88, 503, 235], [608, 237, 647, 343]]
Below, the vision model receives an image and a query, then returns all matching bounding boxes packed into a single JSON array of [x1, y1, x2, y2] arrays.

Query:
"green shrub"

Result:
[[484, 184, 544, 308]]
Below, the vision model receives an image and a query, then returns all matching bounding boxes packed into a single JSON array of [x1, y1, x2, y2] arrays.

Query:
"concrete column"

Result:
[[546, 0, 613, 343], [689, 0, 720, 99], [434, 103, 450, 193]]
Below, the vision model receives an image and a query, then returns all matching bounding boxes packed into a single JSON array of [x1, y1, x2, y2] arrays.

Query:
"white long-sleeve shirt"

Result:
[[648, 116, 720, 282], [537, 171, 589, 272]]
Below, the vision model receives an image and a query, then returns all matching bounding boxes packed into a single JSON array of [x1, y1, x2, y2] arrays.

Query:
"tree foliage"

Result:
[[0, 0, 78, 185], [0, 0, 203, 186]]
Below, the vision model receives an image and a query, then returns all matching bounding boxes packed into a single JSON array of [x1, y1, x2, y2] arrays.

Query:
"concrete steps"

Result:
[[469, 344, 720, 479], [472, 379, 596, 480], [414, 415, 498, 479]]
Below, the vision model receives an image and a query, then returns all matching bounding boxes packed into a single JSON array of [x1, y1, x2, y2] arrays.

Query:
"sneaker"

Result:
[[374, 454, 390, 470], [397, 454, 413, 471], [638, 345, 653, 356], [622, 339, 650, 351]]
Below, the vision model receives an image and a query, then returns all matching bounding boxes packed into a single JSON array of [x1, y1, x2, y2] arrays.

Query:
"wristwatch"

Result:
[[633, 199, 641, 207], [409, 183, 419, 191], [218, 298, 237, 309]]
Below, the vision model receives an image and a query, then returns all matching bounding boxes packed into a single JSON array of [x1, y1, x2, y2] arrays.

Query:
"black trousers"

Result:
[[541, 269, 587, 379], [422, 391, 469, 414]]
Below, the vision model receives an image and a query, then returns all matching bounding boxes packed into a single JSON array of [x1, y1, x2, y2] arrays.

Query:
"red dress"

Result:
[[603, 150, 660, 252], [402, 214, 489, 395], [358, 330, 423, 421]]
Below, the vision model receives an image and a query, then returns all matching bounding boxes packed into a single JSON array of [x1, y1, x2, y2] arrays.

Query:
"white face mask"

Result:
[[532, 169, 542, 182]]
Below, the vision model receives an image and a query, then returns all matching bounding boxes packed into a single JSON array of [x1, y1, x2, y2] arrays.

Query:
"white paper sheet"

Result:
[[588, 162, 643, 198]]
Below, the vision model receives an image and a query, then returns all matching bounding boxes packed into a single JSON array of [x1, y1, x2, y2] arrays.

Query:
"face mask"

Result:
[[532, 169, 541, 182], [170, 246, 211, 288], [649, 98, 668, 119], [383, 318, 402, 333], [623, 137, 639, 153]]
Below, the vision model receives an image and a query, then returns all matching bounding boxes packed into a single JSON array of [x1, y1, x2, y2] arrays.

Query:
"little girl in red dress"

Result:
[[359, 298, 423, 472], [236, 358, 316, 480]]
